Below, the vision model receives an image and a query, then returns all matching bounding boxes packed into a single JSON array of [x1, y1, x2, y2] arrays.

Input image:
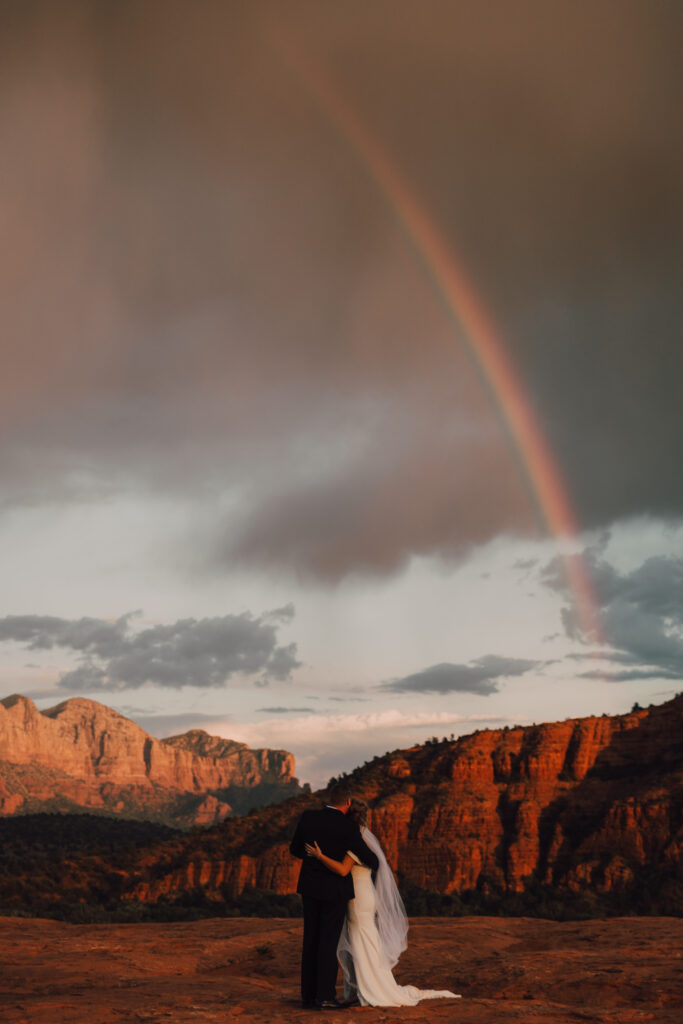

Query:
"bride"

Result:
[[305, 799, 459, 1007]]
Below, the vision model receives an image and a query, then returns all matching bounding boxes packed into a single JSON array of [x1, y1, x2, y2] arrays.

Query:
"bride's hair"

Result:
[[347, 798, 369, 828]]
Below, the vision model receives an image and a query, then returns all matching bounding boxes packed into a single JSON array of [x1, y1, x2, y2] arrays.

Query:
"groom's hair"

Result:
[[327, 781, 353, 806]]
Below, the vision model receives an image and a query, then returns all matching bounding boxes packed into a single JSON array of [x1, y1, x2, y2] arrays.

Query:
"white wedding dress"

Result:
[[336, 831, 460, 1007]]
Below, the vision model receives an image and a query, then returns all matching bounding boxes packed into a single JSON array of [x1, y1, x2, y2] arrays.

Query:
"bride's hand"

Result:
[[305, 841, 322, 859]]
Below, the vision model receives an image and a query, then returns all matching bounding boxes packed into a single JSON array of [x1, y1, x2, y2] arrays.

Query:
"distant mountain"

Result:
[[0, 694, 302, 827], [1, 696, 680, 922]]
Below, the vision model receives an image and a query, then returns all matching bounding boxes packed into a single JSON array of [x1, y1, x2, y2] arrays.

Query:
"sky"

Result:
[[1, 0, 681, 789]]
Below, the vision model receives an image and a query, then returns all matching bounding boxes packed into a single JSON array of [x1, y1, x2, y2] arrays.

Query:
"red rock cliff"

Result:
[[128, 696, 682, 903], [0, 694, 301, 826]]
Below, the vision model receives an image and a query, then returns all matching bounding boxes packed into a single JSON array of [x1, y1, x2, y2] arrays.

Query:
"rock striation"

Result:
[[0, 694, 301, 826], [126, 695, 682, 906]]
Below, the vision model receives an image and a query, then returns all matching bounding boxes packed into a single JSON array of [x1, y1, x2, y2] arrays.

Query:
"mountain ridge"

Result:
[[124, 694, 682, 909], [0, 693, 302, 827], [0, 695, 680, 920]]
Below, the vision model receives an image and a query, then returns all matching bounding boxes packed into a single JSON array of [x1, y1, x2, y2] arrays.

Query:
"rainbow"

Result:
[[270, 30, 602, 644]]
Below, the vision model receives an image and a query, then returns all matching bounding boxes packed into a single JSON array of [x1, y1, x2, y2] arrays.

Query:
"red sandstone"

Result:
[[0, 914, 680, 1024]]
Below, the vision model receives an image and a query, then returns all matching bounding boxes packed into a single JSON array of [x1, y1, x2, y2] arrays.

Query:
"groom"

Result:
[[290, 782, 379, 1009]]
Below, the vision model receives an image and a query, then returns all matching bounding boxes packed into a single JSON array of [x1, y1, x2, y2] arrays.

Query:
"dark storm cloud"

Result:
[[383, 655, 541, 695], [542, 547, 683, 680], [0, 609, 301, 691], [1, 1, 681, 575], [222, 420, 533, 579]]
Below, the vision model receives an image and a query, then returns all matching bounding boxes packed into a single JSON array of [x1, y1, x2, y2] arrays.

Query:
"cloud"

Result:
[[565, 651, 638, 664], [0, 1, 680, 581], [0, 613, 134, 656], [328, 696, 370, 703], [513, 558, 538, 571], [382, 655, 542, 695], [578, 668, 683, 683], [219, 420, 534, 580], [542, 547, 683, 681], [0, 610, 301, 691], [256, 706, 315, 714]]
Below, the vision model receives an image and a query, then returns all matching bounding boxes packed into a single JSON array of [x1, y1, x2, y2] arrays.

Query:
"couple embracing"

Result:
[[289, 782, 459, 1009]]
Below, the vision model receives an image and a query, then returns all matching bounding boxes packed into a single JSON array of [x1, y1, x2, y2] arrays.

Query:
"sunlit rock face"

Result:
[[1, 694, 680, 909], [0, 694, 301, 826], [371, 700, 682, 897], [127, 696, 682, 903], [363, 698, 682, 899]]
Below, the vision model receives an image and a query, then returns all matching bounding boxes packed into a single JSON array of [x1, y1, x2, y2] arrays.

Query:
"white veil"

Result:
[[337, 827, 408, 998]]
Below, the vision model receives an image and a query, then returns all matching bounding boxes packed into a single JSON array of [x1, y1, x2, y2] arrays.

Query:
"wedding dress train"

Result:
[[337, 845, 460, 1007]]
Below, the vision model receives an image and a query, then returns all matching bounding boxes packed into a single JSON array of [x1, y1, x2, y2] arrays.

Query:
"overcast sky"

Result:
[[1, 0, 681, 788]]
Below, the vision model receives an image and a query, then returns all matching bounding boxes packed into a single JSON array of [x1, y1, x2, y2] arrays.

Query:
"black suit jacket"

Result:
[[290, 806, 380, 901]]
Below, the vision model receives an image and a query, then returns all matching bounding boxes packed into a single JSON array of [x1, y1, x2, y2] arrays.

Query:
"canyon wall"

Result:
[[1, 694, 680, 908], [128, 696, 682, 903]]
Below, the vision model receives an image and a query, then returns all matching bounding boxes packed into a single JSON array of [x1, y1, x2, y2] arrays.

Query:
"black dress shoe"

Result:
[[301, 1000, 316, 1009], [315, 999, 345, 1009]]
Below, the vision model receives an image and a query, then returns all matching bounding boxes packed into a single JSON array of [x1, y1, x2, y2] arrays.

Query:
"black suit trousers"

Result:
[[301, 894, 347, 1003]]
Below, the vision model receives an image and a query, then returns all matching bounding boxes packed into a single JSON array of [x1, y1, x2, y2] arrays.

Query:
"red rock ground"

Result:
[[1, 915, 680, 1024]]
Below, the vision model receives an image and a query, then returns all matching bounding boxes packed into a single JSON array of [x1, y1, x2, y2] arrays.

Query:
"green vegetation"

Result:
[[0, 812, 177, 919], [0, 810, 178, 850], [0, 812, 305, 923], [402, 862, 683, 920], [1, 809, 679, 923]]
